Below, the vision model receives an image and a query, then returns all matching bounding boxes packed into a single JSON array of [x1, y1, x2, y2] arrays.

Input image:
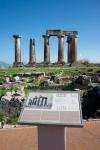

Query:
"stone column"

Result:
[[13, 35, 22, 67], [67, 36, 71, 63], [67, 35, 77, 64], [29, 38, 36, 65], [58, 35, 64, 64], [43, 35, 50, 64]]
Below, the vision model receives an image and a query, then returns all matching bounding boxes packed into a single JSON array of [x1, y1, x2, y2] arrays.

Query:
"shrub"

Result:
[[6, 114, 18, 125], [87, 68, 93, 72], [96, 70, 100, 73]]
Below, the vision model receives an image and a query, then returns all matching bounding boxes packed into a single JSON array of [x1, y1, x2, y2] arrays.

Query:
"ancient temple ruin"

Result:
[[43, 30, 78, 65], [13, 30, 78, 67]]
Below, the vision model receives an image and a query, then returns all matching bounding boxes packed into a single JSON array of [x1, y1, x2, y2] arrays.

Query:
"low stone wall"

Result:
[[0, 120, 100, 150], [0, 126, 38, 150]]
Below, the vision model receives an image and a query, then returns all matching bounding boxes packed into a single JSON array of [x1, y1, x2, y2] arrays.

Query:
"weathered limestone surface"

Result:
[[67, 35, 77, 64], [58, 35, 64, 64], [13, 35, 22, 67], [67, 36, 71, 63], [29, 38, 36, 65], [43, 35, 50, 64]]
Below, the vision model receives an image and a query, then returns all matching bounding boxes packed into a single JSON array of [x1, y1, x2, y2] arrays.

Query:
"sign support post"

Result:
[[38, 125, 65, 150]]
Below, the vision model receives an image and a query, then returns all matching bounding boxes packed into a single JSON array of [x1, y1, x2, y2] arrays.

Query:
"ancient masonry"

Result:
[[13, 35, 22, 67], [29, 38, 36, 65], [13, 30, 78, 67]]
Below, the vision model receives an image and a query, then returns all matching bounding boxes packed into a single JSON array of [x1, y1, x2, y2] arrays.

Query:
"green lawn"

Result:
[[0, 66, 100, 76], [0, 112, 18, 125]]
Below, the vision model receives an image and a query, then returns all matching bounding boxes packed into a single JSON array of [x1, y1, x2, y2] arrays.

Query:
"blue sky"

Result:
[[0, 0, 100, 64]]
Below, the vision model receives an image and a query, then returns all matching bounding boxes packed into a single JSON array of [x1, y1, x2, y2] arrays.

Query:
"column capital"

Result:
[[67, 36, 72, 43], [42, 35, 50, 38], [30, 38, 35, 45], [13, 35, 22, 39], [73, 35, 77, 38], [71, 34, 78, 38], [58, 34, 64, 38]]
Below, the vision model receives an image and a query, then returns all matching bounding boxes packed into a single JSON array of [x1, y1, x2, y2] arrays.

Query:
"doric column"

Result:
[[29, 38, 36, 65], [43, 35, 50, 64], [58, 35, 64, 64], [13, 35, 22, 67], [67, 36, 71, 63], [67, 35, 77, 64]]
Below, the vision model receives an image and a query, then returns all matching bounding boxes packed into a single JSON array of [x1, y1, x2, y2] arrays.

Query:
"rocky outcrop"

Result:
[[0, 91, 25, 114], [72, 75, 91, 90], [82, 85, 100, 119]]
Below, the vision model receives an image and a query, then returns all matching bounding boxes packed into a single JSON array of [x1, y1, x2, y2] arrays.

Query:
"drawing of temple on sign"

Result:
[[19, 92, 83, 126]]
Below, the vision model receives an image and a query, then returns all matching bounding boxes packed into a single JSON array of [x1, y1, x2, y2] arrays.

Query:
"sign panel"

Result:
[[18, 92, 83, 126]]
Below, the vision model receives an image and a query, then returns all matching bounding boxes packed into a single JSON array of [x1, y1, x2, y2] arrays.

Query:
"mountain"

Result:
[[0, 61, 12, 67]]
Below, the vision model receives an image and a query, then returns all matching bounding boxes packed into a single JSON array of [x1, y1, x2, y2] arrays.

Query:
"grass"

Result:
[[6, 114, 18, 125], [0, 66, 100, 77], [0, 88, 7, 97], [0, 112, 18, 125]]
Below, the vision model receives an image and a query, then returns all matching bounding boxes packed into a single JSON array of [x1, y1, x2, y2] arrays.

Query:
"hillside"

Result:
[[0, 61, 11, 67]]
